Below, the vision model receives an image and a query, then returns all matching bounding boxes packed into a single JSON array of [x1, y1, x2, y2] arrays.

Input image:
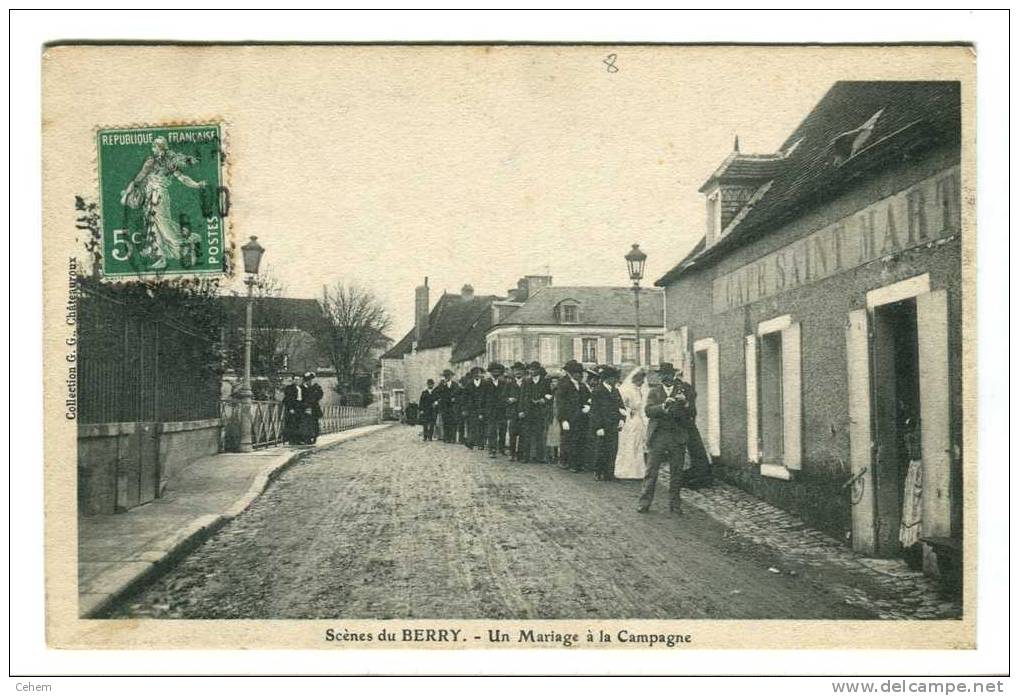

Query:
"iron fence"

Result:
[[220, 400, 380, 450], [77, 285, 221, 424]]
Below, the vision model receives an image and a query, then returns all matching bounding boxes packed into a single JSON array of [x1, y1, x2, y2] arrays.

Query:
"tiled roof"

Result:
[[218, 295, 323, 332], [381, 292, 499, 360], [657, 81, 961, 286], [494, 286, 664, 328], [451, 306, 497, 364], [699, 152, 787, 192]]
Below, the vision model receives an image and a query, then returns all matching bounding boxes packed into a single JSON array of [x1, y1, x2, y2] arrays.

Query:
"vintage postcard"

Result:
[[42, 43, 976, 651]]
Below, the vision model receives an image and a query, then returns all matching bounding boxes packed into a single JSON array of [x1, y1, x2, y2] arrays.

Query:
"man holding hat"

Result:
[[590, 365, 625, 481], [505, 362, 528, 461], [435, 369, 460, 444], [299, 372, 324, 445], [520, 360, 552, 463], [483, 362, 509, 458], [638, 362, 696, 514], [556, 359, 593, 472]]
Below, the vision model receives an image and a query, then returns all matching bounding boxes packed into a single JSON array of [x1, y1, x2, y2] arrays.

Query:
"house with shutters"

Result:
[[654, 81, 963, 579], [485, 285, 665, 373], [381, 279, 505, 406]]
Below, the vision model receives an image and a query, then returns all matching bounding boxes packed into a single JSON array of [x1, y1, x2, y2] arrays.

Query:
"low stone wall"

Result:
[[78, 419, 222, 516]]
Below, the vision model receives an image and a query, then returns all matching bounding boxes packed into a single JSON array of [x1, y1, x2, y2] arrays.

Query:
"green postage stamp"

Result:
[[96, 124, 226, 278]]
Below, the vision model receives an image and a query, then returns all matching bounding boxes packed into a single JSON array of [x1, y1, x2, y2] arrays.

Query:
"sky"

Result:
[[45, 44, 970, 341]]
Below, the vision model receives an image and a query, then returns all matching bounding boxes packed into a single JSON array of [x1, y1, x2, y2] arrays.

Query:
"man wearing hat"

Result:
[[299, 372, 324, 445], [590, 365, 626, 481], [520, 360, 552, 463], [556, 359, 593, 472], [418, 378, 438, 442], [639, 362, 696, 514], [483, 362, 509, 458], [462, 366, 488, 449], [505, 362, 528, 461], [435, 369, 460, 444]]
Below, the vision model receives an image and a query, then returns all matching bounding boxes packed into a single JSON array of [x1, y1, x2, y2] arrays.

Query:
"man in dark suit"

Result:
[[556, 359, 592, 472], [435, 369, 459, 444], [300, 371, 324, 445], [419, 379, 437, 441], [462, 367, 488, 449], [457, 373, 472, 446], [520, 360, 551, 463], [638, 362, 696, 514], [505, 362, 527, 461], [483, 362, 508, 458], [590, 365, 625, 481]]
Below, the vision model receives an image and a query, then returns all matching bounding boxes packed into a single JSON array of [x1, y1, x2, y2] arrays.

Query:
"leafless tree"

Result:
[[316, 283, 392, 395]]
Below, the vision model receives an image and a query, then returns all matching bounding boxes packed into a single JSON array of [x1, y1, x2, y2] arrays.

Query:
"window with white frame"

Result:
[[746, 315, 802, 478], [619, 337, 638, 363], [582, 337, 598, 363], [539, 335, 559, 366], [692, 337, 720, 457]]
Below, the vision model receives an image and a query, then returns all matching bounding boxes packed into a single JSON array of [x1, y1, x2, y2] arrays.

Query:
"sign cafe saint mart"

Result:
[[713, 166, 961, 313]]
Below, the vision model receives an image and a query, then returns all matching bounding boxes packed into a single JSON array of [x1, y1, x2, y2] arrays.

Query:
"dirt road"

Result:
[[112, 426, 874, 619]]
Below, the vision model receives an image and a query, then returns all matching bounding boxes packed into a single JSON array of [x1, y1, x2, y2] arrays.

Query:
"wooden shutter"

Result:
[[650, 336, 661, 366], [613, 337, 622, 365], [597, 337, 606, 364], [572, 337, 582, 362], [916, 290, 952, 538], [745, 335, 759, 462], [706, 339, 720, 456], [781, 322, 803, 470], [679, 326, 691, 376], [845, 309, 876, 554]]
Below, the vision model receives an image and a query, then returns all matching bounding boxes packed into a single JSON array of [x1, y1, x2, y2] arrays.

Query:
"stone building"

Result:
[[655, 81, 962, 577], [381, 279, 503, 404], [485, 285, 665, 373]]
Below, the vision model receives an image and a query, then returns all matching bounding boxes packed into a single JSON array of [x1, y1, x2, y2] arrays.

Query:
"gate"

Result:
[[78, 284, 221, 511]]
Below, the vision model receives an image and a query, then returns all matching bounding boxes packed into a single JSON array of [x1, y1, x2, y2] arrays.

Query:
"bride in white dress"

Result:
[[614, 367, 649, 480]]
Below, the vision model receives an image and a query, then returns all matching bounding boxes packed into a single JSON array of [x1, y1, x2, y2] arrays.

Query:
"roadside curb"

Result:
[[83, 422, 394, 618]]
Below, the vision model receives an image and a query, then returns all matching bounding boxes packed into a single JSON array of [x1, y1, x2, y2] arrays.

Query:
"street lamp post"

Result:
[[237, 235, 266, 453], [625, 243, 647, 366]]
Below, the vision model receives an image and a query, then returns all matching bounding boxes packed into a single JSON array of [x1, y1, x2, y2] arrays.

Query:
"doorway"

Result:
[[870, 298, 922, 560], [758, 331, 784, 466]]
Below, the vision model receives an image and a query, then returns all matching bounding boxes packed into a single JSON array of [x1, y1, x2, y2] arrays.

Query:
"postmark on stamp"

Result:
[[96, 124, 227, 278]]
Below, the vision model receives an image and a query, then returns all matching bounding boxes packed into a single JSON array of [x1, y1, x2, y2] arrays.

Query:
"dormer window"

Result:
[[554, 299, 581, 324]]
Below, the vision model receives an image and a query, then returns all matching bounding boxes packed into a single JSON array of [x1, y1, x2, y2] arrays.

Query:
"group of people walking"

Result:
[[416, 359, 711, 514], [281, 371, 324, 446]]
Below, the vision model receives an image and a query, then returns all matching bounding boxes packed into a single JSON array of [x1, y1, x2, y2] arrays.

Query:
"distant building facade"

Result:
[[655, 81, 962, 576], [485, 285, 665, 373]]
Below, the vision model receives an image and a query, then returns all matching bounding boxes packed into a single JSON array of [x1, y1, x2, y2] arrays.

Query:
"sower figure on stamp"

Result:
[[505, 362, 527, 461], [590, 365, 625, 482], [281, 373, 303, 445], [419, 379, 437, 442], [638, 362, 696, 515], [300, 371, 324, 445], [521, 361, 551, 463], [484, 362, 507, 458], [557, 359, 592, 472]]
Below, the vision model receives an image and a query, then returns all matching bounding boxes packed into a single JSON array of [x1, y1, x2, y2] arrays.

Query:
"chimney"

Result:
[[515, 274, 552, 301], [414, 277, 429, 342], [461, 283, 474, 301]]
